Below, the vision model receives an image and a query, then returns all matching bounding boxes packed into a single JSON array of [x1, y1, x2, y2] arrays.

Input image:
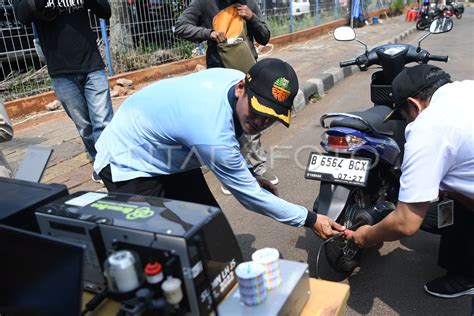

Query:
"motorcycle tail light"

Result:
[[345, 135, 366, 147], [328, 135, 349, 149], [322, 132, 367, 152]]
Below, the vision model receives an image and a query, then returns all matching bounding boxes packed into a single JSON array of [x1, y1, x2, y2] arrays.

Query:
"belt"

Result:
[[440, 191, 474, 211]]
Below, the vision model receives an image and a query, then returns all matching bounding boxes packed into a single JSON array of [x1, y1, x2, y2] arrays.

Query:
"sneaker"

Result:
[[221, 186, 231, 195], [91, 171, 104, 185], [260, 171, 279, 185], [424, 273, 474, 298]]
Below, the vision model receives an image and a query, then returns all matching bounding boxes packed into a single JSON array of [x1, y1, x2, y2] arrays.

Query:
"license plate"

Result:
[[305, 153, 371, 187]]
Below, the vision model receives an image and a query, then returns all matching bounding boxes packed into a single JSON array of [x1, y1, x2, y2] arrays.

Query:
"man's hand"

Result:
[[210, 31, 226, 43], [255, 175, 278, 196], [312, 214, 345, 239], [343, 202, 429, 247], [344, 225, 376, 248], [236, 4, 254, 20]]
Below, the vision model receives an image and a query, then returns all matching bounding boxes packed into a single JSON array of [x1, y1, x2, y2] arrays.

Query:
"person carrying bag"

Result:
[[213, 5, 256, 73]]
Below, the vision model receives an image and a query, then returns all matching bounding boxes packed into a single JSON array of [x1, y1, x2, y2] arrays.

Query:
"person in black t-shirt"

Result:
[[13, 0, 114, 183]]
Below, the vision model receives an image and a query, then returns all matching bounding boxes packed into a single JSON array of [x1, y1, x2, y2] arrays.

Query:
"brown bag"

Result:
[[213, 5, 256, 73]]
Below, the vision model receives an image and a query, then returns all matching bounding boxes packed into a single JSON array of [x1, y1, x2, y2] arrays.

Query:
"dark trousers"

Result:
[[437, 200, 474, 278], [99, 165, 219, 208]]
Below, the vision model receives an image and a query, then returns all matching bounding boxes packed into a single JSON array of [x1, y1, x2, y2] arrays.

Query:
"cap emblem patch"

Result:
[[272, 77, 291, 102]]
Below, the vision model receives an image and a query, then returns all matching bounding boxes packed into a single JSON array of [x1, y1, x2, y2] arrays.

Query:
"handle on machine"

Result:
[[339, 60, 357, 67], [429, 54, 449, 62]]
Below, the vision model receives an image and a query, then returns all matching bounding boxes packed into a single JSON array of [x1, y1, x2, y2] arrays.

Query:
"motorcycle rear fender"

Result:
[[314, 182, 354, 220]]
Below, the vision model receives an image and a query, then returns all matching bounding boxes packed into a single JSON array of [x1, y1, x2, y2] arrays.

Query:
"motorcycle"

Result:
[[416, 5, 437, 30], [440, 4, 455, 17], [448, 1, 464, 19], [305, 17, 454, 274], [416, 4, 448, 30]]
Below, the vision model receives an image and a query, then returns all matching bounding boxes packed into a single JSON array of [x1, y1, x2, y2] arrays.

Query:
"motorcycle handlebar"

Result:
[[339, 60, 357, 68], [429, 54, 449, 62], [339, 45, 448, 69]]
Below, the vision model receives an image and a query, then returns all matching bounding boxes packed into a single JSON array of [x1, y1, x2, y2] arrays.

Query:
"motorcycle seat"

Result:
[[329, 105, 406, 150]]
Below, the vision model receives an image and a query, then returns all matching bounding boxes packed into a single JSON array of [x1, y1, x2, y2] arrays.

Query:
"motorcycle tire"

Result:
[[456, 12, 462, 19], [324, 234, 363, 274], [320, 190, 365, 274], [416, 20, 426, 31]]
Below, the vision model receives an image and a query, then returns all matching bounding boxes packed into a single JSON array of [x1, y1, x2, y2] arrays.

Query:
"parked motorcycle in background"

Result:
[[416, 4, 439, 30], [415, 2, 456, 30], [441, 1, 465, 18], [448, 0, 464, 19], [440, 3, 455, 17], [305, 17, 454, 274]]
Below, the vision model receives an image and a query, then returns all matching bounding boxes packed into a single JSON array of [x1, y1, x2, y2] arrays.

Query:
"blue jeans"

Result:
[[51, 69, 113, 159]]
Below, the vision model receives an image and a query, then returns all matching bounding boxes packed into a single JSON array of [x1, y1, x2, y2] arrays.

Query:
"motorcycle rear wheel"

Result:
[[456, 12, 462, 19], [324, 190, 365, 274]]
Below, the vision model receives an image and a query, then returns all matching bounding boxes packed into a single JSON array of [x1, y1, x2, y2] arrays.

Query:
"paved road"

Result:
[[205, 10, 474, 316]]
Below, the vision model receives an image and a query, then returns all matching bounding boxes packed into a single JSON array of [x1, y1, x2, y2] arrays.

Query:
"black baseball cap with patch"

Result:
[[384, 64, 451, 122], [245, 58, 299, 127]]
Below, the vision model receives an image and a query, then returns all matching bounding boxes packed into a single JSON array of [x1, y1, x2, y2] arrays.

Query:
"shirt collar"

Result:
[[228, 84, 243, 138]]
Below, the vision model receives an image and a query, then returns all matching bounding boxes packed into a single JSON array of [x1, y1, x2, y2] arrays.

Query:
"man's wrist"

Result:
[[248, 167, 256, 177], [304, 211, 317, 227], [362, 225, 376, 246], [247, 14, 257, 24]]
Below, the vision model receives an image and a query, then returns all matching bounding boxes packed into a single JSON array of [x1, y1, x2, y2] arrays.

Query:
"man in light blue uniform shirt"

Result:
[[94, 58, 345, 238], [346, 65, 474, 298]]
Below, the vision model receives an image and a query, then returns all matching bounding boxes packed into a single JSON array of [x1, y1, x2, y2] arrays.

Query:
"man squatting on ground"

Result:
[[345, 65, 474, 298], [94, 58, 345, 238]]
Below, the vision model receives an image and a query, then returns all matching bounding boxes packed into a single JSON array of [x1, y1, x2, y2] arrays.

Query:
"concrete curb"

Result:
[[293, 25, 417, 112]]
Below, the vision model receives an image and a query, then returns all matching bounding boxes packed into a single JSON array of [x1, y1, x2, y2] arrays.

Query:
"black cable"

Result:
[[147, 234, 158, 263], [315, 235, 338, 279]]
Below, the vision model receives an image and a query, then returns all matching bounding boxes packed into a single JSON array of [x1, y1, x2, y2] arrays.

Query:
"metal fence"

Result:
[[0, 0, 385, 102]]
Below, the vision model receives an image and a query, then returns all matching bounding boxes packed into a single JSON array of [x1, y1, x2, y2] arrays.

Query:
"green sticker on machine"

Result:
[[90, 201, 154, 220]]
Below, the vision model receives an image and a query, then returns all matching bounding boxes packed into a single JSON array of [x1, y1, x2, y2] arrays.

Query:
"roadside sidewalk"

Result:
[[0, 14, 417, 193]]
